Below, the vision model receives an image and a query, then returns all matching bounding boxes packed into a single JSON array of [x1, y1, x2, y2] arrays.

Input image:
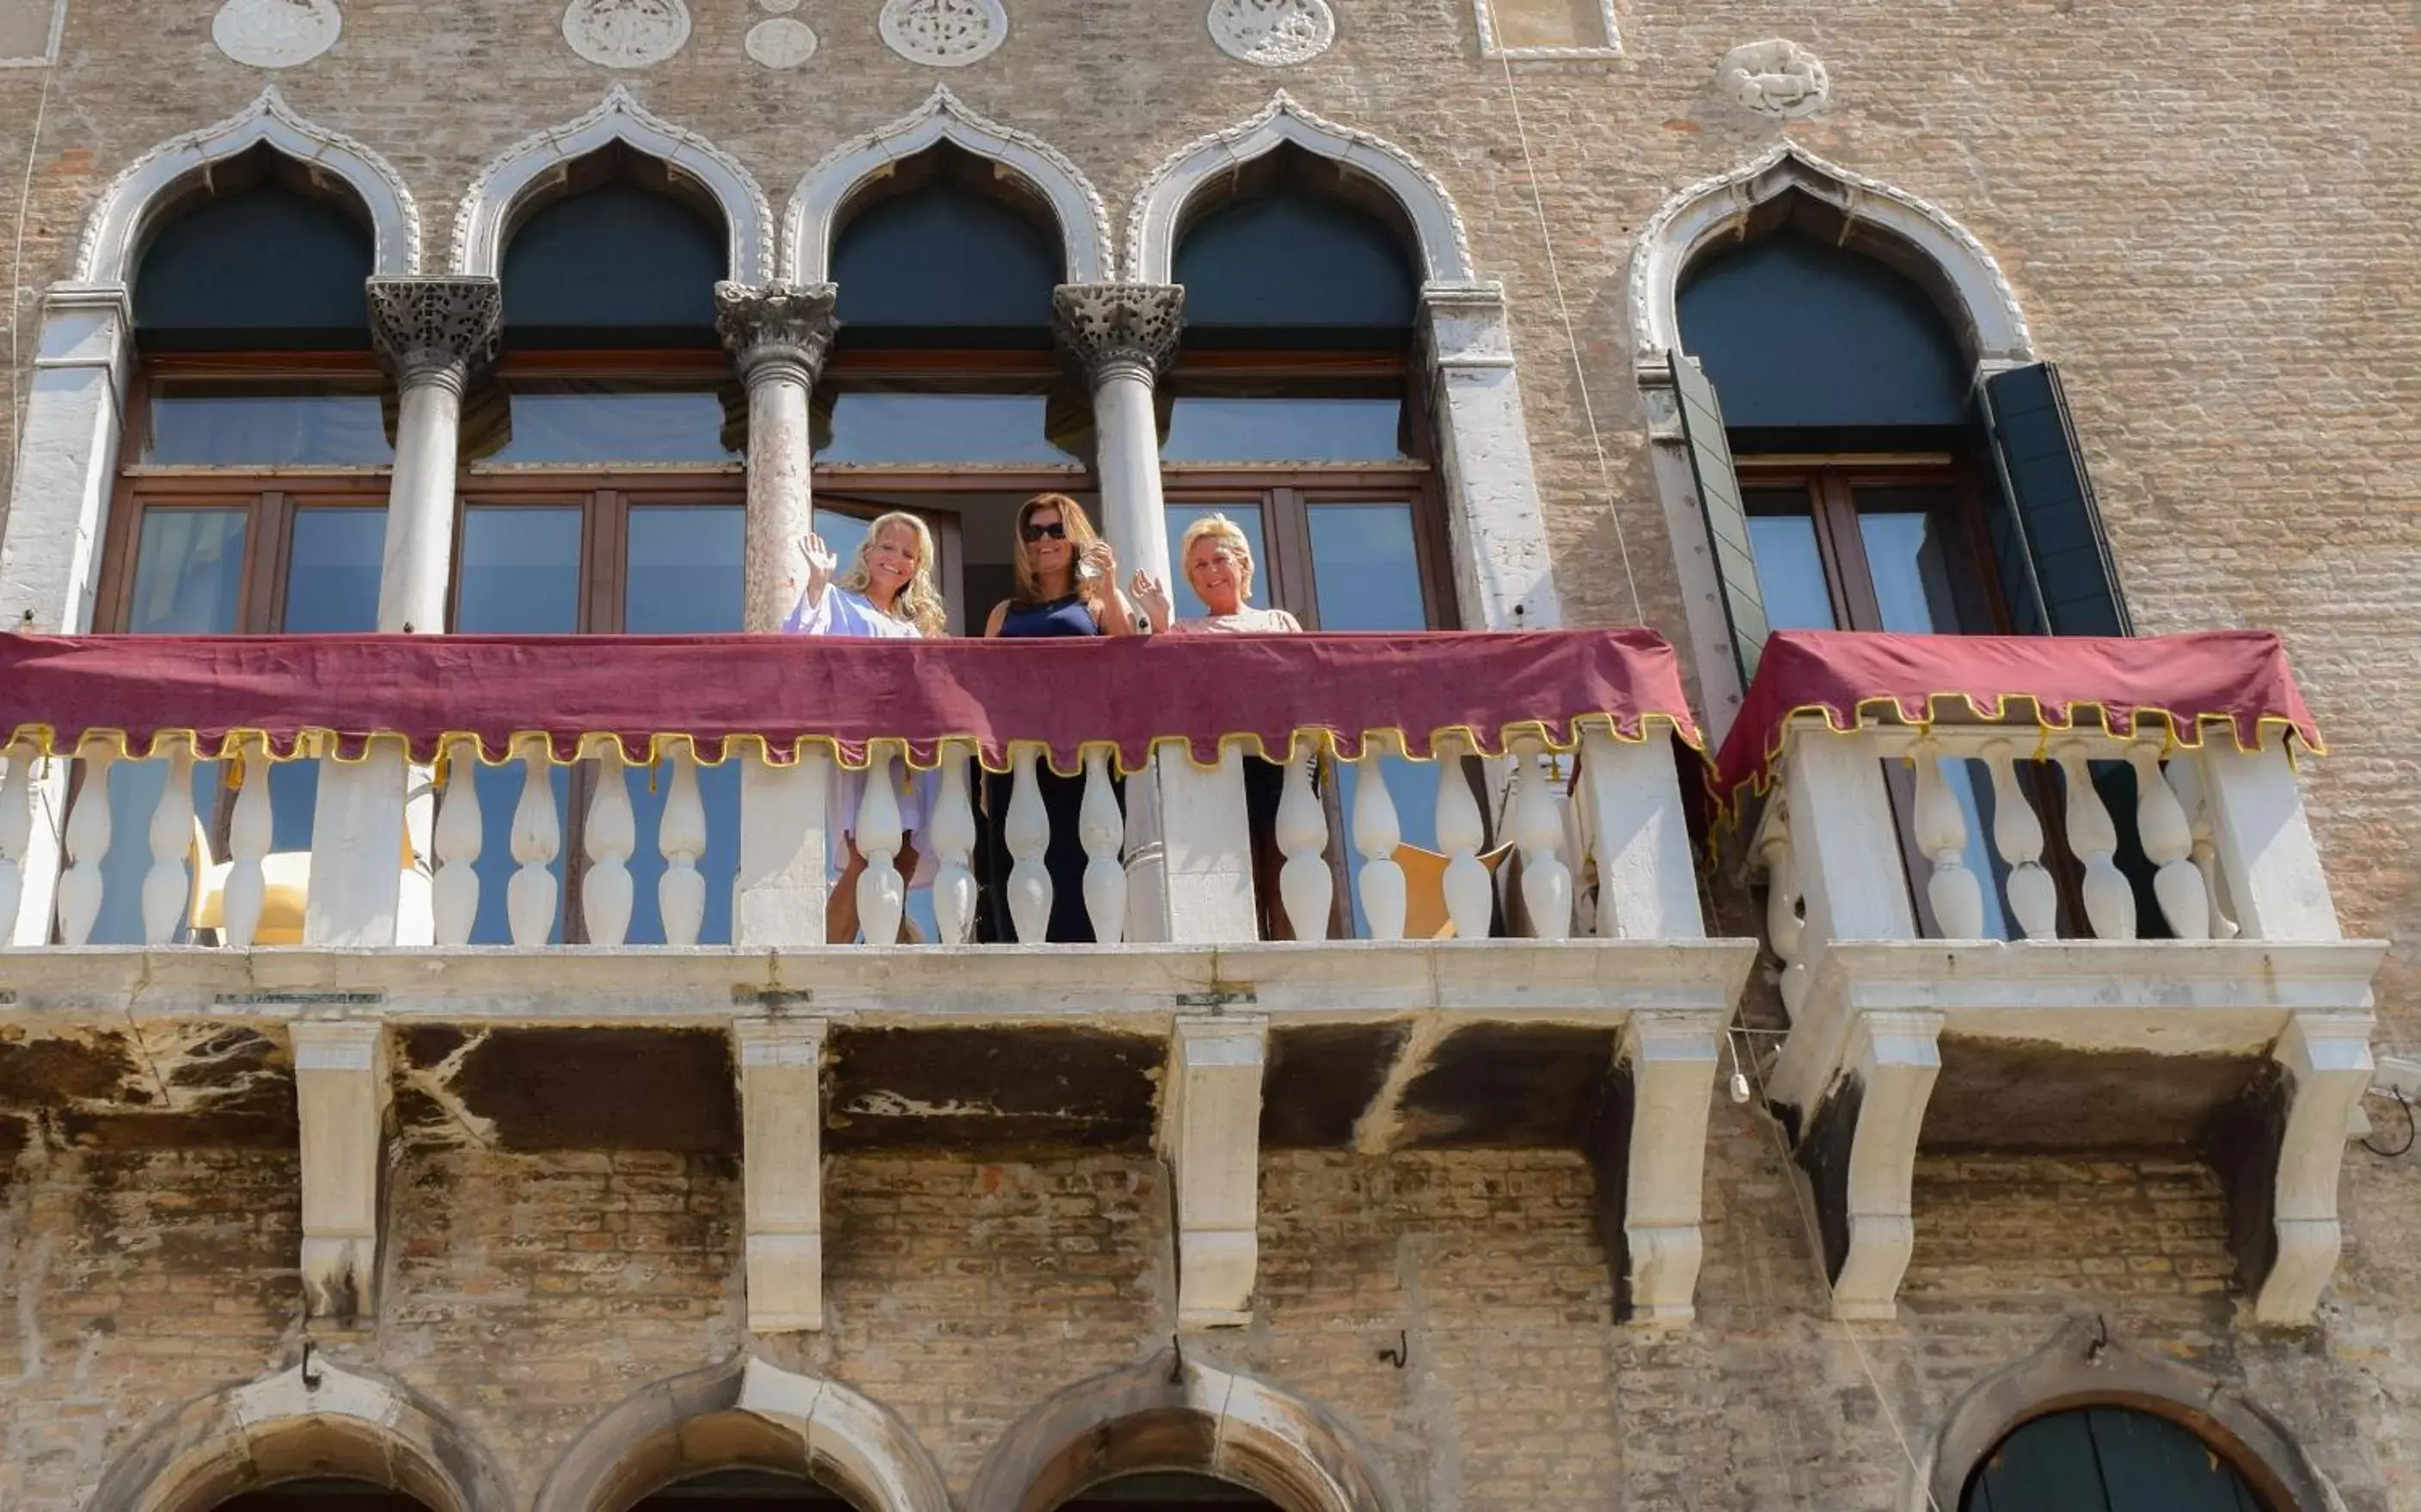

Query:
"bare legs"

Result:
[[828, 837, 924, 944]]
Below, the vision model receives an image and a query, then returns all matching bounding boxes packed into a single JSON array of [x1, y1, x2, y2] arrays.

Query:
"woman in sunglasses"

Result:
[[788, 511, 947, 942], [978, 493, 1140, 942]]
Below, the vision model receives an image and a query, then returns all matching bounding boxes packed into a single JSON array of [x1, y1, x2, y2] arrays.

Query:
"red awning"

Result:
[[0, 630, 1702, 776], [1713, 629, 2324, 813]]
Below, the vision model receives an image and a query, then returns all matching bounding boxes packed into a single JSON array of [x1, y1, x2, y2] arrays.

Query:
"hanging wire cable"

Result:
[[1490, 35, 1645, 627], [1728, 1024, 1947, 1512], [2361, 1087, 2414, 1159]]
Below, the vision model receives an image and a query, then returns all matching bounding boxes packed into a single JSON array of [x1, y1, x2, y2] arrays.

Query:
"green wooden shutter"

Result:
[[1670, 352, 1769, 683], [1979, 363, 2134, 637]]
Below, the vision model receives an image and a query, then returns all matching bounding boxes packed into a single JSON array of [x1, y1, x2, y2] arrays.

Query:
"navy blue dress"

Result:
[[984, 595, 1114, 943]]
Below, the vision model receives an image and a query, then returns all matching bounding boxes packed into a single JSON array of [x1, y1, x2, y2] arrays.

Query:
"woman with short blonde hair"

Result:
[[1133, 513, 1302, 636]]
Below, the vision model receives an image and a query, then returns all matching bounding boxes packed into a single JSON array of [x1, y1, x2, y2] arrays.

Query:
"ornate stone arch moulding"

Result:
[[534, 1355, 950, 1512], [965, 1348, 1400, 1512], [1904, 1319, 2349, 1512], [82, 1359, 511, 1512], [781, 85, 1111, 285], [75, 86, 420, 285], [1627, 141, 2033, 368], [450, 83, 774, 283], [1126, 91, 1473, 286]]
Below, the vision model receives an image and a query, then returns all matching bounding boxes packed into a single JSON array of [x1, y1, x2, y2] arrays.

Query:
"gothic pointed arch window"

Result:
[[811, 142, 1095, 627], [452, 144, 750, 946], [1161, 145, 1461, 935], [1961, 1405, 2271, 1511], [86, 144, 393, 945]]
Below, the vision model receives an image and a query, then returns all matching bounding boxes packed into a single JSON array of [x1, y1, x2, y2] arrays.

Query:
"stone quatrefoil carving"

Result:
[[562, 0, 693, 68], [1207, 0, 1336, 67], [211, 0, 342, 68], [880, 0, 1008, 67], [1718, 39, 1830, 119]]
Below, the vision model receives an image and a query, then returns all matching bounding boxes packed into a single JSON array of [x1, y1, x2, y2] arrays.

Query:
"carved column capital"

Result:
[[1052, 282, 1186, 386], [714, 280, 839, 389], [366, 277, 502, 395]]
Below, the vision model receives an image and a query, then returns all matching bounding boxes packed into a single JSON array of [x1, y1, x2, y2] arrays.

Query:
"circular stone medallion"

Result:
[[1206, 0, 1335, 67], [562, 0, 693, 68], [745, 16, 818, 68], [1718, 39, 1830, 119], [879, 0, 1008, 68], [211, 0, 341, 68]]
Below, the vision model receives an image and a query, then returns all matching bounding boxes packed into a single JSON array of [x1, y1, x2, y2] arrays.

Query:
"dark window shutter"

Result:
[[1979, 363, 2133, 636], [1670, 352, 1768, 684]]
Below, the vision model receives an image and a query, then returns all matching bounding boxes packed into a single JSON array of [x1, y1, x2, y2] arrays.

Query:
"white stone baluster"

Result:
[[1982, 743, 2057, 940], [506, 736, 560, 946], [855, 741, 908, 947], [58, 738, 115, 946], [140, 735, 197, 946], [2168, 756, 2239, 940], [2129, 746, 2210, 940], [1351, 743, 1406, 941], [583, 744, 635, 946], [222, 737, 273, 950], [658, 742, 707, 947], [1758, 824, 1808, 1023], [1079, 748, 1127, 946], [0, 737, 36, 944], [1512, 741, 1572, 941], [930, 743, 978, 945], [1434, 738, 1491, 940], [1004, 747, 1052, 945], [432, 737, 482, 946], [2056, 747, 2136, 940], [1275, 734, 1332, 942], [1911, 740, 1983, 939]]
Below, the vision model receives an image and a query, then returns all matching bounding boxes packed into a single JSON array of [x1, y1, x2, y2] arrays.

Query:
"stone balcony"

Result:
[[0, 628, 1755, 1333], [1727, 629, 2386, 1325]]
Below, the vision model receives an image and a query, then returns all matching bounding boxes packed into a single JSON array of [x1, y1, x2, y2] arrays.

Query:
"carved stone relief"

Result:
[[562, 0, 692, 68], [211, 0, 341, 69], [1206, 0, 1334, 68], [879, 0, 1007, 68], [1718, 39, 1830, 119], [746, 17, 818, 67], [1051, 285, 1186, 382], [366, 278, 505, 391]]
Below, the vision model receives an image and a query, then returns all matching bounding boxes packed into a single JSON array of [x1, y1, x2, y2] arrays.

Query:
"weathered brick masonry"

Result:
[[0, 1, 2415, 1509]]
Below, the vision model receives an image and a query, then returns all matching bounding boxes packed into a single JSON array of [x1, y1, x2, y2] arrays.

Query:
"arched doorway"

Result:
[[1058, 1472, 1282, 1509], [1962, 1405, 2267, 1512], [212, 1482, 435, 1512], [626, 1467, 859, 1510]]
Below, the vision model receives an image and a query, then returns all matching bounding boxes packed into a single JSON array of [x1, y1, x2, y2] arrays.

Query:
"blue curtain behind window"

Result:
[[834, 179, 1060, 332], [133, 185, 372, 348], [504, 184, 723, 344], [1176, 190, 1416, 333]]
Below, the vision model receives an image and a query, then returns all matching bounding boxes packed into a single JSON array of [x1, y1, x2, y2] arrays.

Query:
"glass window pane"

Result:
[[281, 507, 387, 633], [456, 507, 580, 945], [1306, 503, 1426, 631], [1162, 397, 1407, 463], [475, 380, 741, 465], [1745, 512, 1837, 632], [819, 392, 1076, 465], [1860, 507, 1974, 634], [625, 506, 744, 633], [1162, 504, 1269, 620], [457, 507, 583, 634], [143, 381, 392, 467], [128, 509, 248, 634]]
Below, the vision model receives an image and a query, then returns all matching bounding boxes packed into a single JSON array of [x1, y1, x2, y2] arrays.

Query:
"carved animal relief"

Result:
[[1718, 39, 1830, 119]]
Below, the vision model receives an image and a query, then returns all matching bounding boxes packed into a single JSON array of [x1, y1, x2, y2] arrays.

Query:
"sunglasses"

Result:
[[1020, 522, 1069, 543]]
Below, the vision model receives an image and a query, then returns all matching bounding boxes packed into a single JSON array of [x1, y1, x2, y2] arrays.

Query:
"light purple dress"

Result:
[[781, 584, 935, 878]]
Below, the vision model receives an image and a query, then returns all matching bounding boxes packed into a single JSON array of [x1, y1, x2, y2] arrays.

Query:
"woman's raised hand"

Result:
[[1131, 571, 1173, 634], [798, 532, 838, 603], [1078, 538, 1116, 584]]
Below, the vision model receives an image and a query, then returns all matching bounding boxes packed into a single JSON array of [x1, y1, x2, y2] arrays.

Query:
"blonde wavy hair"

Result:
[[1009, 493, 1106, 610], [836, 511, 947, 638], [1178, 512, 1257, 602]]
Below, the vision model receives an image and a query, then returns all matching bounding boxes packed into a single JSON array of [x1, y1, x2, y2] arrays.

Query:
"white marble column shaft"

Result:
[[366, 278, 502, 635], [716, 282, 839, 634], [1052, 284, 1185, 585]]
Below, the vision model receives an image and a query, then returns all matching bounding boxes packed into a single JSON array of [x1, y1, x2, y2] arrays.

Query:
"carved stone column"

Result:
[[367, 278, 502, 635], [715, 281, 839, 634], [1052, 283, 1184, 586]]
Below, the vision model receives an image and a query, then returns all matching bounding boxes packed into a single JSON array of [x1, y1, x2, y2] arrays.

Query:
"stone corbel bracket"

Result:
[[1592, 1010, 1726, 1325], [1161, 1013, 1269, 1328], [734, 1014, 830, 1332], [1768, 939, 2385, 1325], [290, 1019, 392, 1326]]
